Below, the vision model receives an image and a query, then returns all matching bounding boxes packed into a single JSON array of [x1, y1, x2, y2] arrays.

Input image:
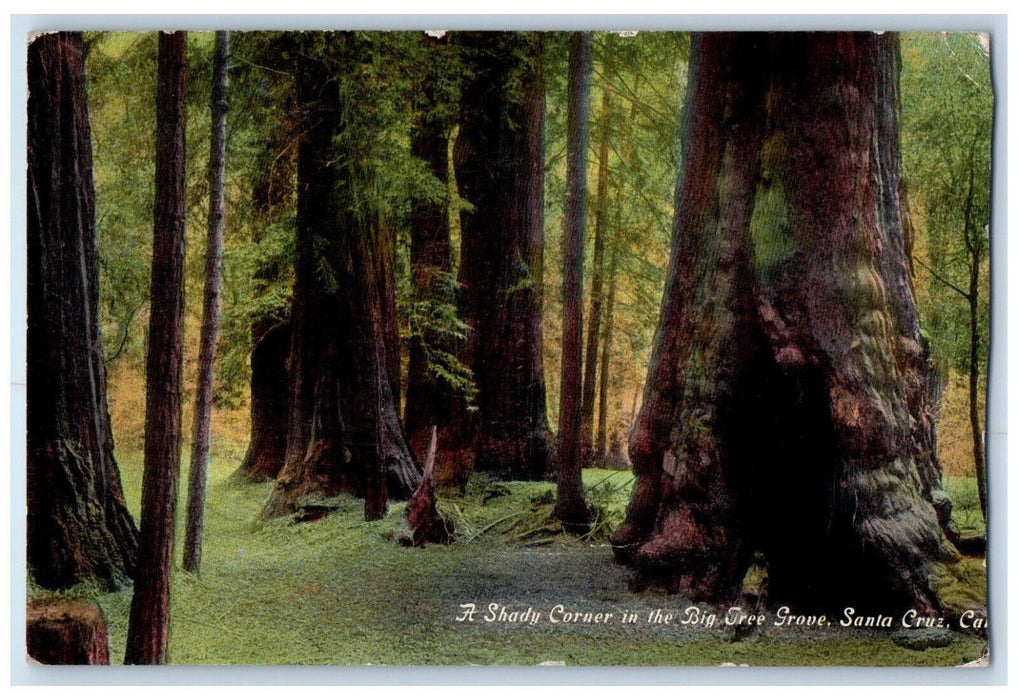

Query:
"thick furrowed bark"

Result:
[[27, 32, 139, 592], [615, 32, 955, 613]]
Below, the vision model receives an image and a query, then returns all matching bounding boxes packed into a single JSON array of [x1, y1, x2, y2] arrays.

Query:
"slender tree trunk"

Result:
[[959, 157, 987, 523], [595, 244, 619, 464], [183, 31, 229, 575], [613, 33, 955, 613], [454, 31, 553, 480], [580, 39, 615, 466], [263, 36, 419, 520], [26, 31, 139, 591], [968, 251, 986, 520], [555, 32, 594, 531], [124, 31, 187, 665]]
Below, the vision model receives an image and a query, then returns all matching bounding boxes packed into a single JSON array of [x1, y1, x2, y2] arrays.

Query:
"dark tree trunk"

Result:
[[26, 31, 138, 591], [594, 244, 619, 465], [580, 39, 615, 467], [124, 31, 187, 665], [453, 31, 552, 481], [235, 77, 295, 483], [555, 32, 594, 531], [183, 30, 229, 575], [404, 35, 462, 481], [969, 261, 986, 521], [263, 36, 419, 521], [27, 598, 110, 665], [612, 32, 956, 614], [377, 218, 402, 411], [236, 319, 290, 481]]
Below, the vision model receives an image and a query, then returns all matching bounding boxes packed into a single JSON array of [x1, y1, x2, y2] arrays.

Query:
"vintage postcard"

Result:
[[19, 21, 995, 675]]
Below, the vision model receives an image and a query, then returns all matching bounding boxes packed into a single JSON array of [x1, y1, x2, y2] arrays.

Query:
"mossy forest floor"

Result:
[[30, 444, 988, 666]]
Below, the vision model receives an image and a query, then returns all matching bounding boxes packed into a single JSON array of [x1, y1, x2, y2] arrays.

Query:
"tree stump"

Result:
[[401, 427, 454, 546], [27, 598, 110, 665]]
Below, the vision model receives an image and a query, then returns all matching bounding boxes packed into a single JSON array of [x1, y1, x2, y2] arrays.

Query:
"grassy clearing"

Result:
[[29, 449, 986, 666], [943, 475, 985, 537]]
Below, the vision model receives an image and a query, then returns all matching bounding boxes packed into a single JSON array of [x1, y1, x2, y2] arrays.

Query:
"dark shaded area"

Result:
[[453, 31, 553, 482]]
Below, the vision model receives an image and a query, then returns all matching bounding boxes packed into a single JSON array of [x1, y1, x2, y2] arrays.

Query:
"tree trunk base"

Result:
[[27, 598, 110, 665], [401, 428, 455, 546], [552, 500, 593, 535]]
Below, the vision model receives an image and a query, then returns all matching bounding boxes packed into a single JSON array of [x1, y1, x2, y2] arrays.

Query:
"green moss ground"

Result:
[[29, 449, 987, 666]]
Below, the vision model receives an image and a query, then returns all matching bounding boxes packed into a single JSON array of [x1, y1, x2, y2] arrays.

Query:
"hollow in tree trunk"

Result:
[[453, 31, 553, 481], [612, 32, 956, 614], [26, 32, 139, 592], [236, 319, 290, 481], [124, 31, 187, 665]]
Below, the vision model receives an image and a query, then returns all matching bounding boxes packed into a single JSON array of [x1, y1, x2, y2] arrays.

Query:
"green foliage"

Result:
[[86, 32, 159, 370], [398, 266, 476, 402], [902, 32, 992, 378], [543, 31, 688, 430]]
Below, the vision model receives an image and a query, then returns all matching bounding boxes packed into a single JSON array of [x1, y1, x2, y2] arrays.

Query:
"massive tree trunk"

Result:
[[183, 30, 229, 574], [263, 36, 419, 520], [26, 31, 139, 592], [403, 34, 462, 479], [453, 31, 553, 481], [124, 31, 187, 665], [235, 54, 295, 484], [555, 32, 594, 530], [612, 32, 956, 614]]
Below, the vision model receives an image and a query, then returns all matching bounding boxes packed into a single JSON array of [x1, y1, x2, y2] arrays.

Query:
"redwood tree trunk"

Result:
[[26, 31, 139, 592], [555, 32, 594, 530], [613, 32, 955, 614], [263, 36, 419, 520], [183, 30, 229, 574], [124, 31, 187, 665], [404, 34, 460, 478], [453, 31, 552, 481]]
